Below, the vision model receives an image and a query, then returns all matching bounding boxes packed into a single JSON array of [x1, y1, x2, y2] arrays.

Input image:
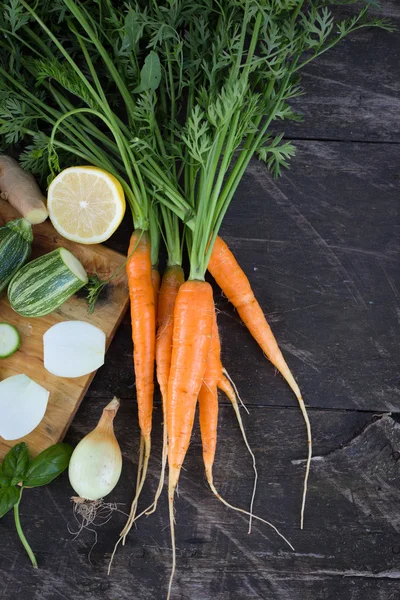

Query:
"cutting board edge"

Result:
[[58, 294, 130, 443], [0, 201, 131, 458]]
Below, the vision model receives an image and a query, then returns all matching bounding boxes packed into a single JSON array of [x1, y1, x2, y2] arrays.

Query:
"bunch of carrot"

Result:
[[118, 219, 299, 595], [0, 0, 392, 596]]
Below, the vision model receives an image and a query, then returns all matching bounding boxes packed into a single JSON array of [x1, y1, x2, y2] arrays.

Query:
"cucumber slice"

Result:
[[0, 323, 21, 358]]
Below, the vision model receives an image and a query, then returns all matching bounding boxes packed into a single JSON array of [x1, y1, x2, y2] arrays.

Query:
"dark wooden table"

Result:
[[1, 3, 400, 599]]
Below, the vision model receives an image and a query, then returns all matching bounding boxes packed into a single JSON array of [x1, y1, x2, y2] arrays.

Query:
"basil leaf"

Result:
[[2, 442, 30, 482], [0, 486, 20, 518], [133, 51, 161, 93], [23, 443, 73, 488], [0, 464, 10, 488]]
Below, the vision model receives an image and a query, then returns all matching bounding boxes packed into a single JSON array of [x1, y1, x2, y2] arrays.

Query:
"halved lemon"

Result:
[[47, 166, 126, 244]]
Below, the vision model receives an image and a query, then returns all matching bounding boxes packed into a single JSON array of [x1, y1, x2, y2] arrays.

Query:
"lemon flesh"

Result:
[[47, 166, 126, 244]]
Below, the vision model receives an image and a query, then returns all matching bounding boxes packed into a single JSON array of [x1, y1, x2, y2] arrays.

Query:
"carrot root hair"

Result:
[[205, 471, 294, 551], [218, 373, 258, 534], [299, 398, 312, 530], [108, 535, 122, 575], [222, 367, 249, 414], [209, 235, 312, 528], [167, 475, 178, 600], [120, 434, 151, 543], [144, 415, 168, 517]]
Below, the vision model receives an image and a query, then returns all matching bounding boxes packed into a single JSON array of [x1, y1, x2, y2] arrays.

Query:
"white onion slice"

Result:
[[43, 321, 106, 378], [0, 374, 50, 440]]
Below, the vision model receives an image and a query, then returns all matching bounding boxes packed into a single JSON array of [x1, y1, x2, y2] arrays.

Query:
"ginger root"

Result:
[[0, 155, 48, 224]]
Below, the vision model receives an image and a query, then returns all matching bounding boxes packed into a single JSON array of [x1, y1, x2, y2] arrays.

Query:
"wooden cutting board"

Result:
[[0, 200, 129, 460]]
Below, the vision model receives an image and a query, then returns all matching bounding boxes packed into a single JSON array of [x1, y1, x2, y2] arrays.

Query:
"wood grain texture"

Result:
[[1, 1, 400, 599], [0, 200, 129, 459], [1, 401, 399, 600], [284, 3, 400, 143]]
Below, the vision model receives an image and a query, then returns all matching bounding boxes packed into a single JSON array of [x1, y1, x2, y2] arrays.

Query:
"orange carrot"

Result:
[[120, 229, 155, 541], [198, 381, 219, 477], [198, 312, 221, 479], [152, 266, 161, 315], [157, 266, 185, 406], [167, 279, 214, 599], [198, 306, 293, 550], [208, 235, 311, 529], [144, 265, 184, 518], [199, 309, 258, 531]]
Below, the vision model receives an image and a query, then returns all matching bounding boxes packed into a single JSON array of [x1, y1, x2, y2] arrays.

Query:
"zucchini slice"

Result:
[[0, 323, 21, 358]]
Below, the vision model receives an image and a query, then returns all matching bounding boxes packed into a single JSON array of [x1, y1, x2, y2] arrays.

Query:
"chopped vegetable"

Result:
[[68, 397, 122, 501], [47, 166, 126, 244], [43, 320, 106, 378], [0, 218, 33, 293], [0, 156, 48, 224], [0, 322, 21, 358], [0, 374, 49, 441], [8, 247, 88, 317]]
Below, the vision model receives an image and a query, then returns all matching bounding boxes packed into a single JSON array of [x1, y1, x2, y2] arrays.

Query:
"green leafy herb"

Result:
[[0, 464, 10, 487], [85, 274, 108, 315], [4, 0, 29, 33], [0, 486, 20, 518], [257, 134, 297, 179], [85, 230, 146, 314], [0, 441, 73, 568], [2, 442, 30, 484], [24, 443, 73, 487], [0, 0, 394, 293], [133, 51, 162, 93]]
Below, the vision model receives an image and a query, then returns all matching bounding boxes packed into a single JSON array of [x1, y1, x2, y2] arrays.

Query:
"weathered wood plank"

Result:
[[283, 1, 400, 143], [1, 403, 398, 600], [1, 5, 399, 597]]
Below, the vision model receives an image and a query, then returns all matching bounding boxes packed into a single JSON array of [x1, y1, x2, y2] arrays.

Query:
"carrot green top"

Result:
[[0, 1, 393, 251]]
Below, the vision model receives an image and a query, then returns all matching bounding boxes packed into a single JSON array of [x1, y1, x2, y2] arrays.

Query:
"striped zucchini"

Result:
[[0, 218, 33, 293], [8, 247, 88, 317]]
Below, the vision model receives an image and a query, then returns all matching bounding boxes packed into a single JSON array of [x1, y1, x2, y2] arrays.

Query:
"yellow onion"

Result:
[[68, 397, 122, 501]]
